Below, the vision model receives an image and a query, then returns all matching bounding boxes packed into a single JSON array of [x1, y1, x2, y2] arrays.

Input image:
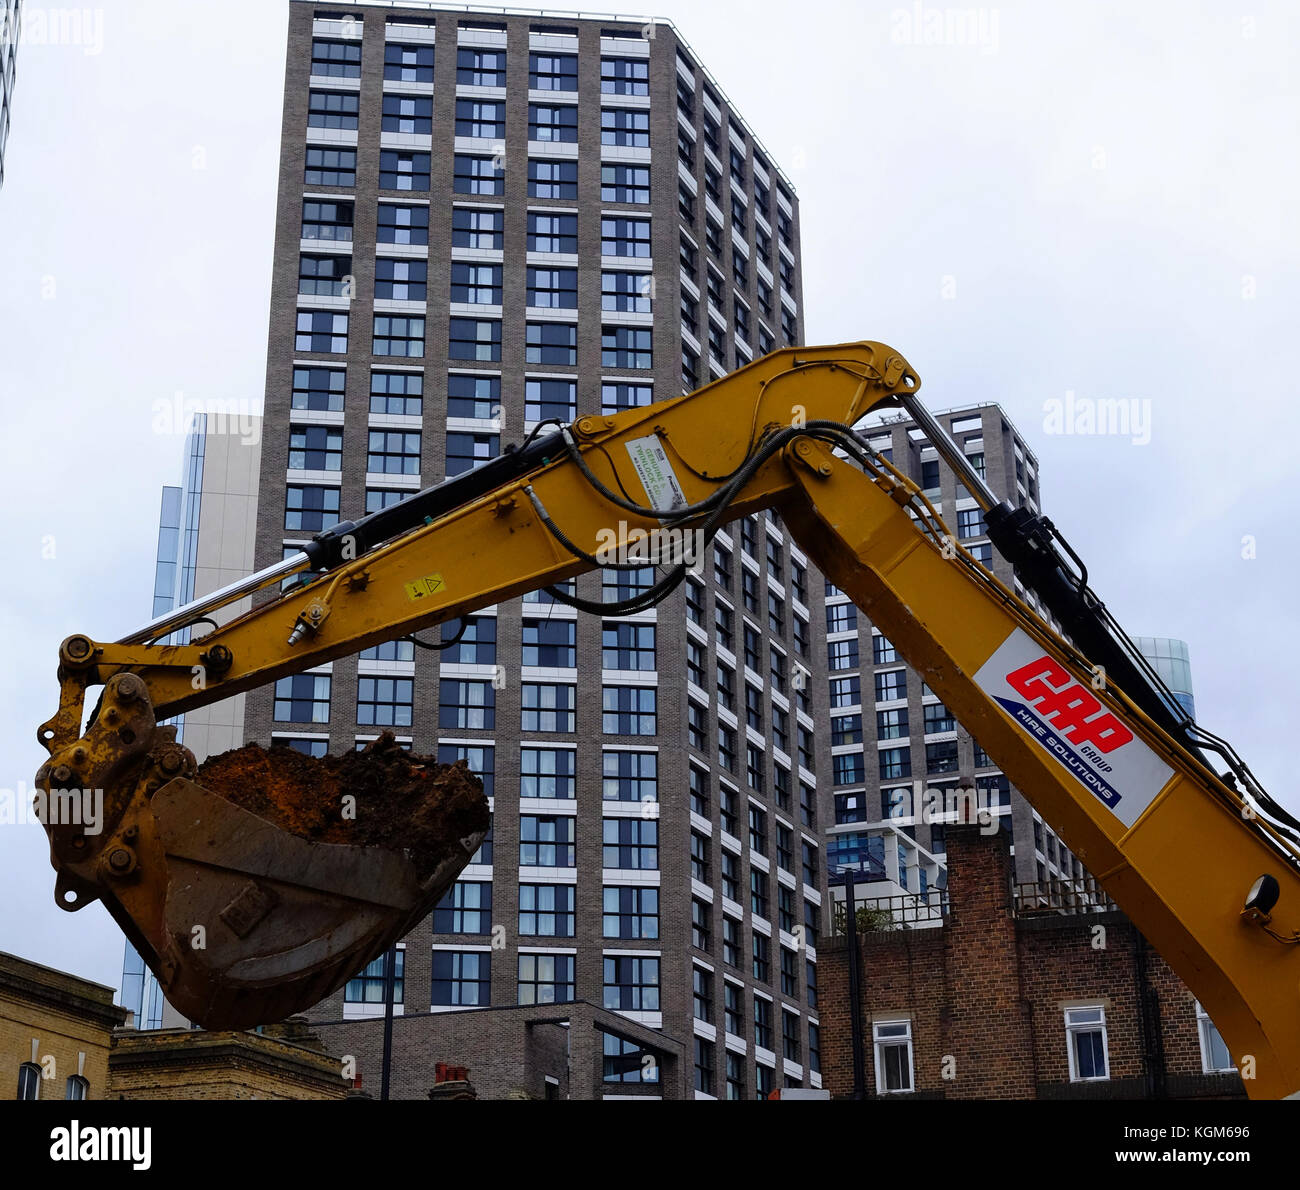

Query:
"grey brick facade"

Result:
[[245, 2, 817, 1100]]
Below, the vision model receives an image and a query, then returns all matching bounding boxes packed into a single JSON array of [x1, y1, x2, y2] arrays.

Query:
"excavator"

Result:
[[34, 341, 1300, 1097]]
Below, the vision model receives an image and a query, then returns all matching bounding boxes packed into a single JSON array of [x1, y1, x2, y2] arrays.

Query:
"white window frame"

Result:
[[1195, 1001, 1235, 1074], [872, 1018, 914, 1094], [1064, 1004, 1110, 1082]]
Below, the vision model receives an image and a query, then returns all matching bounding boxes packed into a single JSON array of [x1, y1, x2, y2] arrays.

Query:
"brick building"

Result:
[[246, 0, 817, 1101], [309, 999, 684, 1099], [818, 827, 1244, 1100], [1, 951, 127, 1100]]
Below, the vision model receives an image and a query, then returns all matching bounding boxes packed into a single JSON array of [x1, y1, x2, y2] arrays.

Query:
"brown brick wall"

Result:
[[819, 827, 1245, 1100]]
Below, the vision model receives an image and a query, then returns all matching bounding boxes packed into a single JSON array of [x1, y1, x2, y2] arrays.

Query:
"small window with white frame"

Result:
[[1195, 1001, 1234, 1074], [1065, 1004, 1109, 1081], [873, 1019, 913, 1094]]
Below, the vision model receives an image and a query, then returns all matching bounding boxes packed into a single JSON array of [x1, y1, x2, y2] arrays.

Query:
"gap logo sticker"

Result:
[[974, 629, 1174, 829]]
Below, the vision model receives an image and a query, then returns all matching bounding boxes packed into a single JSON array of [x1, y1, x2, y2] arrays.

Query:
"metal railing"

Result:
[[832, 894, 949, 935], [1013, 876, 1117, 917]]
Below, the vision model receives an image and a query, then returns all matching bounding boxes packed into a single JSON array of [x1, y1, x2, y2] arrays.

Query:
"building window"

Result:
[[752, 934, 771, 984], [302, 199, 353, 242], [528, 158, 578, 199], [694, 968, 714, 1023], [526, 267, 578, 310], [528, 212, 578, 253], [601, 163, 650, 203], [691, 896, 711, 951], [724, 982, 745, 1038], [371, 150, 431, 196], [722, 916, 742, 968], [525, 321, 577, 366], [601, 384, 653, 418], [873, 1020, 914, 1093], [288, 425, 343, 472], [449, 318, 502, 362], [377, 203, 429, 245], [431, 952, 489, 1007], [521, 683, 576, 732], [1065, 1006, 1110, 1082], [875, 669, 907, 702], [926, 740, 959, 775], [603, 1034, 659, 1084], [372, 315, 423, 357], [433, 880, 493, 935], [384, 41, 435, 83], [601, 622, 655, 672], [17, 1062, 42, 1100], [305, 145, 357, 188], [604, 955, 659, 1011], [519, 884, 576, 937], [602, 326, 652, 369], [604, 886, 659, 939], [1195, 1002, 1234, 1073], [750, 869, 769, 919], [690, 830, 711, 884], [453, 154, 504, 195], [379, 94, 432, 136], [291, 366, 346, 412], [602, 686, 656, 735], [600, 56, 649, 95], [525, 378, 576, 422], [601, 216, 651, 257], [344, 949, 404, 1004], [295, 310, 347, 353], [529, 52, 578, 90], [452, 207, 503, 250], [518, 954, 575, 1005], [957, 508, 986, 540], [520, 814, 575, 867], [298, 253, 351, 301], [449, 262, 502, 305], [62, 1074, 89, 1100], [446, 372, 498, 419], [355, 675, 413, 727], [602, 817, 658, 870], [600, 270, 651, 313], [602, 750, 657, 803], [369, 371, 422, 416], [307, 89, 358, 130], [437, 743, 494, 798], [528, 103, 578, 142], [285, 485, 340, 533], [600, 107, 650, 147], [438, 615, 496, 664], [520, 748, 576, 799], [456, 46, 507, 87], [438, 679, 494, 729], [522, 618, 576, 667], [454, 98, 504, 139], [311, 37, 362, 77]]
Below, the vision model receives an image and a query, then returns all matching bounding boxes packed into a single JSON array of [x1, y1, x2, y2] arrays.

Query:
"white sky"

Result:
[[0, 0, 1297, 995]]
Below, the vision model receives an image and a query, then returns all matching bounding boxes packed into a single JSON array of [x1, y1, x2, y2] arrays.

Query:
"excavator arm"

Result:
[[36, 341, 1300, 1096]]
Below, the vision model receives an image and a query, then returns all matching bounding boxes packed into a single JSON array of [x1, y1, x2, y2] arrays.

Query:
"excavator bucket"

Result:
[[35, 673, 488, 1030]]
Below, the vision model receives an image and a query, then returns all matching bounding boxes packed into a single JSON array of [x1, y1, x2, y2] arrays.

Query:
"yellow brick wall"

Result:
[[0, 989, 117, 1101]]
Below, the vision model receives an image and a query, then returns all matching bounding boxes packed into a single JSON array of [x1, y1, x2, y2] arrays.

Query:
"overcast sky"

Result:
[[1, 0, 1296, 996]]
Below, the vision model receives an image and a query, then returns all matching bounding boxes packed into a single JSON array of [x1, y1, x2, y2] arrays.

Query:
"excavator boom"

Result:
[[36, 342, 1300, 1096]]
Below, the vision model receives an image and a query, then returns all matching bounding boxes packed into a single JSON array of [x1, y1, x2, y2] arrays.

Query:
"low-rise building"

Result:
[[818, 827, 1243, 1099]]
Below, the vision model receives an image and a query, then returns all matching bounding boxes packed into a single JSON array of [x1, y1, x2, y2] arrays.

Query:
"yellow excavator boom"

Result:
[[36, 341, 1300, 1095]]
